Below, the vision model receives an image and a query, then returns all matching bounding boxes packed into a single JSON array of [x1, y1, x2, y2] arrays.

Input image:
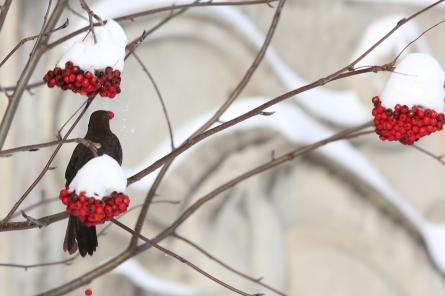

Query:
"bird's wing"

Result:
[[112, 133, 123, 165], [65, 143, 94, 186]]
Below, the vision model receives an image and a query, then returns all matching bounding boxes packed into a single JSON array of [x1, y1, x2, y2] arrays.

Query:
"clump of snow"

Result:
[[69, 154, 127, 198], [381, 53, 445, 112], [57, 19, 127, 72]]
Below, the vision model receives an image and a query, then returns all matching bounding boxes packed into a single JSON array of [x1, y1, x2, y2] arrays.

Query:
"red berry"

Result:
[[85, 71, 93, 79], [48, 78, 56, 88], [85, 289, 92, 296]]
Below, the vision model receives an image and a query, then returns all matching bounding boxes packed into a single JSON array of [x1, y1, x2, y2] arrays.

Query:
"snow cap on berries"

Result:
[[381, 53, 445, 113], [57, 19, 127, 72], [69, 154, 126, 198]]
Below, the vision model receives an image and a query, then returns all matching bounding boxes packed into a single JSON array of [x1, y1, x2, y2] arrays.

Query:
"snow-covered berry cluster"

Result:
[[372, 53, 445, 145], [59, 188, 130, 227], [43, 61, 121, 98], [372, 96, 444, 145]]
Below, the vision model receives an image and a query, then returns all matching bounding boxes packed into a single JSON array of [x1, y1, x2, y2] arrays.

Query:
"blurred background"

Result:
[[1, 0, 445, 295]]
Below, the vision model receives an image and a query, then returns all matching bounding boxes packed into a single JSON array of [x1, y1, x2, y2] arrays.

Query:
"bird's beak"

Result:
[[107, 111, 115, 120]]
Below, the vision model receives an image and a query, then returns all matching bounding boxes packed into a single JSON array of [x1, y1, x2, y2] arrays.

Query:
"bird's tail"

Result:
[[63, 215, 98, 257]]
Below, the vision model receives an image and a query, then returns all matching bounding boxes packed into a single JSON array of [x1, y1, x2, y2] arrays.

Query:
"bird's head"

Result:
[[88, 110, 114, 132]]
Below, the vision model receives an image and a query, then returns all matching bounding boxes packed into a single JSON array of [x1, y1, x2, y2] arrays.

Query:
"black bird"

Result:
[[63, 110, 122, 257]]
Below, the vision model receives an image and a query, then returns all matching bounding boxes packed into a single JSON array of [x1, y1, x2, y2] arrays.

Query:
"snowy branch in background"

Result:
[[112, 259, 196, 296]]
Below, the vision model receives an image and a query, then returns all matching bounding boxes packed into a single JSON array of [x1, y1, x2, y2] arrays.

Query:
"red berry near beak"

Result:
[[107, 111, 114, 120]]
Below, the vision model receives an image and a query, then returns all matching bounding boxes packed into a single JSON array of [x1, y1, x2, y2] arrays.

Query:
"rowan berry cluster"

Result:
[[43, 61, 121, 98], [372, 96, 444, 145], [59, 188, 130, 226]]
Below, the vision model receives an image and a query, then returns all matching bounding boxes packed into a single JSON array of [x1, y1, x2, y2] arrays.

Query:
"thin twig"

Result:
[[128, 163, 173, 248], [66, 2, 87, 20], [0, 81, 44, 94], [0, 138, 84, 157], [1, 97, 94, 223], [0, 256, 76, 270], [10, 197, 58, 219], [79, 0, 103, 43], [0, 18, 69, 69], [191, 0, 286, 136], [173, 233, 286, 296], [0, 0, 13, 31], [112, 219, 260, 296], [412, 144, 445, 165], [132, 52, 175, 149], [56, 99, 87, 139], [0, 0, 68, 149], [394, 17, 445, 62], [0, 212, 68, 232], [114, 0, 277, 22], [124, 4, 192, 60], [46, 0, 277, 50]]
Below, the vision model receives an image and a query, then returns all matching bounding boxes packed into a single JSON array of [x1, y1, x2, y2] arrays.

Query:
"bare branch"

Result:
[[191, 0, 286, 136], [0, 256, 76, 270], [1, 97, 94, 223], [114, 0, 277, 22], [0, 0, 69, 149], [47, 0, 277, 50], [0, 0, 13, 31], [0, 212, 68, 232], [132, 52, 175, 149], [56, 99, 88, 139], [79, 0, 104, 43], [394, 17, 445, 63], [10, 197, 58, 219], [113, 219, 260, 296], [173, 233, 286, 296], [129, 163, 172, 248], [124, 4, 191, 60], [0, 81, 44, 94], [0, 18, 69, 69], [412, 144, 445, 166], [0, 138, 87, 157], [66, 2, 87, 20]]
